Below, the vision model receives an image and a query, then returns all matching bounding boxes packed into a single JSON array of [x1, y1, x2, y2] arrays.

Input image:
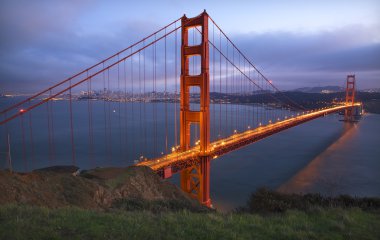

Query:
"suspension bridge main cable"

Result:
[[0, 17, 182, 117], [0, 24, 183, 125], [208, 16, 306, 111], [205, 35, 298, 115]]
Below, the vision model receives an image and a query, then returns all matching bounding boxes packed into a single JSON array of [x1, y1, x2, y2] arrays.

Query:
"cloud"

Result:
[[0, 0, 174, 92], [0, 1, 379, 92], [230, 25, 380, 89]]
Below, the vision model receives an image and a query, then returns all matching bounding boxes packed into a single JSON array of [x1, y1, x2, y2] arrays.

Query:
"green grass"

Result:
[[244, 187, 380, 213], [1, 205, 379, 240], [111, 198, 210, 213]]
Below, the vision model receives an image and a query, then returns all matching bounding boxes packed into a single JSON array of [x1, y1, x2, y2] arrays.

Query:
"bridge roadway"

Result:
[[136, 103, 360, 177]]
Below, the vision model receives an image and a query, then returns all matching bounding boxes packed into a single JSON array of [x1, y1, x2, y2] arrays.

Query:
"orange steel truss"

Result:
[[345, 74, 356, 121], [179, 11, 211, 207]]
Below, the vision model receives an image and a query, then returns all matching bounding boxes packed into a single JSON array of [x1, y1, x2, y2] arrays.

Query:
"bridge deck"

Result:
[[136, 103, 360, 177]]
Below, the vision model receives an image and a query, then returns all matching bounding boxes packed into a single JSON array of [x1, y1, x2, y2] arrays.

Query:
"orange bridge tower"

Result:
[[345, 74, 356, 121], [179, 11, 211, 207]]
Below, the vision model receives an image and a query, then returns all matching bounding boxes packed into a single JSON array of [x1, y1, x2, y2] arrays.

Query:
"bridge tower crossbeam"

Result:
[[179, 11, 211, 207]]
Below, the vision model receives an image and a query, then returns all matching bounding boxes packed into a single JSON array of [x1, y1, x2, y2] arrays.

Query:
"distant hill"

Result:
[[361, 88, 380, 93], [210, 90, 380, 114], [293, 86, 344, 93]]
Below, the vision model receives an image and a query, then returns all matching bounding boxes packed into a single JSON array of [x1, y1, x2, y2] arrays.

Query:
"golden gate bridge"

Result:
[[0, 11, 360, 207]]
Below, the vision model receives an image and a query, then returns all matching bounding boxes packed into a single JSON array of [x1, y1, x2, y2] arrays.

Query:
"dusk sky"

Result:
[[0, 0, 379, 92]]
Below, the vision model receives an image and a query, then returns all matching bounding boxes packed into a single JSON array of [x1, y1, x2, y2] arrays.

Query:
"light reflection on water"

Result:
[[1, 98, 379, 212], [209, 113, 380, 211], [278, 122, 359, 195], [278, 114, 380, 198]]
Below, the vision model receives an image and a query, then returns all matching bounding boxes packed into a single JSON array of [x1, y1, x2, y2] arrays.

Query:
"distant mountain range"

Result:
[[292, 86, 344, 93], [291, 86, 380, 93], [361, 88, 380, 93]]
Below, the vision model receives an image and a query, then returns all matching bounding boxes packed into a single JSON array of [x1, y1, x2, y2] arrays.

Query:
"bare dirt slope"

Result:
[[0, 166, 203, 210]]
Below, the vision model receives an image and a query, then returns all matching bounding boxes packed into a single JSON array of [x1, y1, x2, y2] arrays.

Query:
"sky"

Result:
[[0, 0, 379, 92]]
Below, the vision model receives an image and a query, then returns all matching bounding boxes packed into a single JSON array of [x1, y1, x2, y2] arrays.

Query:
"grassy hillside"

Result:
[[1, 168, 379, 239], [0, 167, 205, 211], [1, 205, 379, 240]]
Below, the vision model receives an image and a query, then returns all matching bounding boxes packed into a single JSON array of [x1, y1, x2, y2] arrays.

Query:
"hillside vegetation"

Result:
[[0, 166, 205, 211], [1, 167, 379, 239], [1, 205, 379, 240]]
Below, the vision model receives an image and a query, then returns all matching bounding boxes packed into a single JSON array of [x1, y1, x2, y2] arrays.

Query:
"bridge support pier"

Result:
[[179, 11, 211, 207], [180, 156, 211, 207]]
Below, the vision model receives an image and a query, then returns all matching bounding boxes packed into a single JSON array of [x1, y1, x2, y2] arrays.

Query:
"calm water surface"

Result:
[[1, 98, 379, 211], [210, 113, 380, 210]]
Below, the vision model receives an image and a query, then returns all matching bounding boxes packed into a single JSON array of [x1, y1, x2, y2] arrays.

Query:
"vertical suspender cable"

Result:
[[131, 48, 135, 160], [212, 23, 215, 140], [255, 70, 258, 127], [46, 94, 52, 162], [69, 79, 76, 166], [143, 40, 147, 156], [151, 36, 155, 157], [87, 71, 93, 166], [90, 73, 94, 166], [248, 61, 251, 128], [28, 100, 35, 169], [243, 59, 246, 128], [123, 59, 128, 160], [103, 62, 109, 162], [118, 54, 122, 159], [164, 28, 168, 155], [225, 40, 228, 135], [219, 27, 222, 138], [153, 34, 157, 155], [174, 24, 178, 150], [20, 115, 27, 171], [237, 53, 240, 131], [260, 74, 263, 125], [139, 50, 142, 158], [48, 90, 55, 160], [50, 90, 56, 161], [107, 68, 112, 163], [231, 47, 234, 133]]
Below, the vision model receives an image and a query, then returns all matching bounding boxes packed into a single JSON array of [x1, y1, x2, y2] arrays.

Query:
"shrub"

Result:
[[244, 187, 380, 213]]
